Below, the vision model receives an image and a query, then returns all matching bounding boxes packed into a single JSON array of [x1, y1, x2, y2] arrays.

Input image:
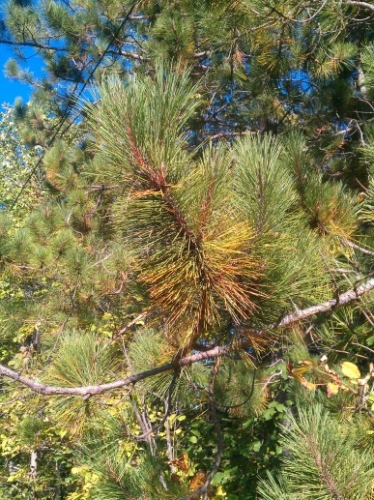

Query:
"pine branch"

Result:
[[1, 278, 374, 397], [309, 436, 344, 499]]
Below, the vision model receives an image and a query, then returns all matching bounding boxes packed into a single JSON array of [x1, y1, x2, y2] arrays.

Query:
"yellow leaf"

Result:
[[326, 382, 339, 397], [214, 485, 227, 498], [71, 467, 82, 475], [300, 377, 316, 391], [341, 361, 361, 379]]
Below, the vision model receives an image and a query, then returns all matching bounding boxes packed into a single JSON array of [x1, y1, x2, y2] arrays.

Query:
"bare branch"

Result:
[[0, 362, 174, 397], [116, 49, 149, 61], [340, 238, 374, 257], [277, 277, 374, 327], [1, 278, 374, 397], [344, 1, 374, 13], [352, 342, 374, 354]]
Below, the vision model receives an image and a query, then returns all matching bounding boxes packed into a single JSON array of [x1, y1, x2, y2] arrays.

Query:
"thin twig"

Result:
[[217, 369, 257, 411], [112, 311, 149, 340], [352, 343, 374, 355], [340, 238, 374, 257], [135, 369, 179, 440]]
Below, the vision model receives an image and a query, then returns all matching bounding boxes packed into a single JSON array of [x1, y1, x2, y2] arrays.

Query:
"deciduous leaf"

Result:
[[341, 362, 361, 379], [300, 377, 316, 391], [326, 382, 339, 397]]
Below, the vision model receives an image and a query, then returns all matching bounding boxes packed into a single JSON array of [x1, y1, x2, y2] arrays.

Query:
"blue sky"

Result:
[[0, 45, 42, 106]]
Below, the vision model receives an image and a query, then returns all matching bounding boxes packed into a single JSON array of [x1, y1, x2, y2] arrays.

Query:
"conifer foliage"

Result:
[[3, 1, 374, 499]]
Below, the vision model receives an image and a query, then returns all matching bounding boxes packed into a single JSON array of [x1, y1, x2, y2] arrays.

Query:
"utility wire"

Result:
[[10, 1, 137, 209]]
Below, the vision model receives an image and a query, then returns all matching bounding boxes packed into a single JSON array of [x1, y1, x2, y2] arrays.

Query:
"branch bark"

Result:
[[1, 277, 374, 397], [340, 238, 374, 257], [277, 277, 374, 326], [344, 1, 374, 13]]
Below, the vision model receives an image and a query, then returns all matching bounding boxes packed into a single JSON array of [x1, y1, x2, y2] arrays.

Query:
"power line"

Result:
[[10, 1, 137, 209]]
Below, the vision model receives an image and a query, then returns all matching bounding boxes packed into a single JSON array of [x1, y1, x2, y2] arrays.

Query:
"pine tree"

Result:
[[3, 1, 374, 499]]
